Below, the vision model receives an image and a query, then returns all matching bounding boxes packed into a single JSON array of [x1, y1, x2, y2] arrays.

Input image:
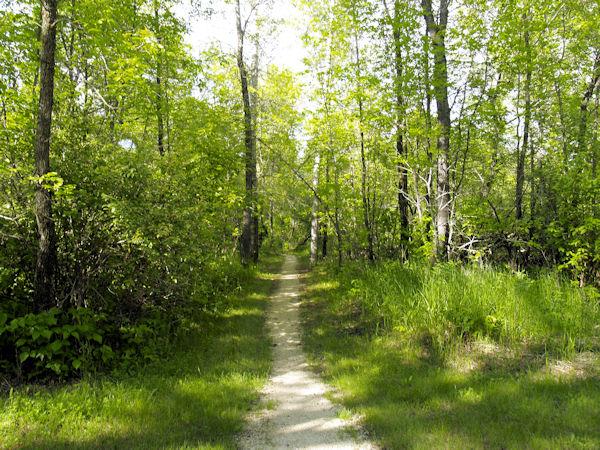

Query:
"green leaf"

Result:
[[47, 362, 62, 374], [49, 340, 63, 352]]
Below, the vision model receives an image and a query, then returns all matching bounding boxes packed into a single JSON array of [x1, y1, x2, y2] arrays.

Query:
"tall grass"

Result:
[[336, 261, 600, 355]]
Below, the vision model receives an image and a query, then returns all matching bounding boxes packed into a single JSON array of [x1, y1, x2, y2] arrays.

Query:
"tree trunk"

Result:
[[578, 51, 600, 153], [33, 0, 59, 311], [422, 0, 451, 260], [516, 14, 531, 221], [422, 24, 433, 238], [322, 162, 329, 258], [391, 0, 410, 244], [334, 156, 343, 267], [353, 29, 374, 261], [236, 0, 258, 265], [310, 153, 320, 265], [154, 2, 165, 156], [249, 44, 260, 262]]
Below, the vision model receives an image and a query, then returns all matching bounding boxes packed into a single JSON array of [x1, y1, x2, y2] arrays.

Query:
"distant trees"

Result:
[[299, 0, 599, 284]]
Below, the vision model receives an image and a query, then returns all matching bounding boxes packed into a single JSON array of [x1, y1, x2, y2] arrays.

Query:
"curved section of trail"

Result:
[[239, 255, 375, 450]]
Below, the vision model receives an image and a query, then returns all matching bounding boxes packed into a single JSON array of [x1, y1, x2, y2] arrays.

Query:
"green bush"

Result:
[[0, 308, 109, 379]]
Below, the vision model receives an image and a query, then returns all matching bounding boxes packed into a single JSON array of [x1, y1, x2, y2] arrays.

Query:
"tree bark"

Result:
[[34, 0, 59, 311], [516, 14, 531, 221], [236, 0, 258, 264], [154, 2, 165, 156], [578, 51, 600, 153], [355, 34, 374, 261], [390, 0, 410, 243], [422, 0, 451, 260], [322, 161, 329, 257], [310, 152, 320, 265], [250, 43, 260, 262]]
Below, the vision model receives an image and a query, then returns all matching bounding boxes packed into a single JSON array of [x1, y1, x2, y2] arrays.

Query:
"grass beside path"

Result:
[[0, 255, 282, 450], [302, 263, 600, 450]]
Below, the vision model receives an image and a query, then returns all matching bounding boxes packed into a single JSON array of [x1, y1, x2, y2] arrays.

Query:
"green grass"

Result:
[[302, 261, 600, 449], [0, 255, 282, 450]]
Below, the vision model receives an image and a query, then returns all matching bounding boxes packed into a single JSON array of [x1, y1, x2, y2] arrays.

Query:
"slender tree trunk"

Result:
[[391, 0, 410, 244], [593, 91, 599, 178], [322, 162, 329, 258], [34, 0, 59, 311], [236, 0, 258, 264], [359, 124, 374, 260], [530, 120, 541, 239], [423, 27, 433, 238], [422, 0, 451, 260], [269, 199, 274, 237], [516, 15, 531, 221], [578, 51, 600, 152], [249, 43, 260, 262], [310, 153, 320, 265], [334, 155, 343, 267], [353, 29, 374, 261], [154, 4, 165, 156]]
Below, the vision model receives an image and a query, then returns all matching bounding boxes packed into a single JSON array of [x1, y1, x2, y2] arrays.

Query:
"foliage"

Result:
[[0, 0, 302, 380]]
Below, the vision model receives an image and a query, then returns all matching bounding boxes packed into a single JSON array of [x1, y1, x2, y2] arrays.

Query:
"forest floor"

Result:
[[0, 256, 283, 450], [238, 255, 375, 450], [302, 263, 600, 449]]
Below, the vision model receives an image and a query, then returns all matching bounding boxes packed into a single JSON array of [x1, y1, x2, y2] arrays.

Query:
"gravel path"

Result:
[[238, 255, 376, 450]]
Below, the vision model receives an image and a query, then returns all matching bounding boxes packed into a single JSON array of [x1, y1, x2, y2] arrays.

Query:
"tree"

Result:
[[384, 0, 410, 249], [515, 11, 532, 222], [422, 0, 451, 260], [235, 0, 259, 264], [310, 151, 321, 265], [578, 50, 600, 152], [349, 2, 375, 261], [154, 0, 166, 156], [33, 0, 59, 310]]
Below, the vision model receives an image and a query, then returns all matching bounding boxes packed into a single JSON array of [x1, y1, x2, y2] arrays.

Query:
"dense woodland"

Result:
[[0, 0, 599, 382]]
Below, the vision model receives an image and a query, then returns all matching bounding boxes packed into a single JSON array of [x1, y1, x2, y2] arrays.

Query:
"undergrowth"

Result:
[[0, 255, 282, 449], [302, 260, 600, 449], [335, 260, 600, 355]]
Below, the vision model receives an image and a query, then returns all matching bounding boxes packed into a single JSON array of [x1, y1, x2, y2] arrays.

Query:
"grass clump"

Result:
[[302, 261, 600, 449], [0, 255, 282, 450], [337, 261, 599, 355]]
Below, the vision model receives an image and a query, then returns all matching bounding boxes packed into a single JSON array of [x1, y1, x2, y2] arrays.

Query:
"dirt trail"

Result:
[[239, 255, 375, 450]]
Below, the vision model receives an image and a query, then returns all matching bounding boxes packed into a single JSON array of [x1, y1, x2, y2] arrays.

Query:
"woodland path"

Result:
[[238, 255, 376, 450]]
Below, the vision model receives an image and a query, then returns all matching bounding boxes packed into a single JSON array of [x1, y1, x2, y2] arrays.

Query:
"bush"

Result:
[[0, 308, 109, 379]]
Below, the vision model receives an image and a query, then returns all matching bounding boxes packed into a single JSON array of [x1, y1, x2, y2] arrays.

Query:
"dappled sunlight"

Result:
[[302, 265, 600, 449], [279, 273, 300, 280], [256, 272, 279, 281], [306, 280, 340, 293]]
